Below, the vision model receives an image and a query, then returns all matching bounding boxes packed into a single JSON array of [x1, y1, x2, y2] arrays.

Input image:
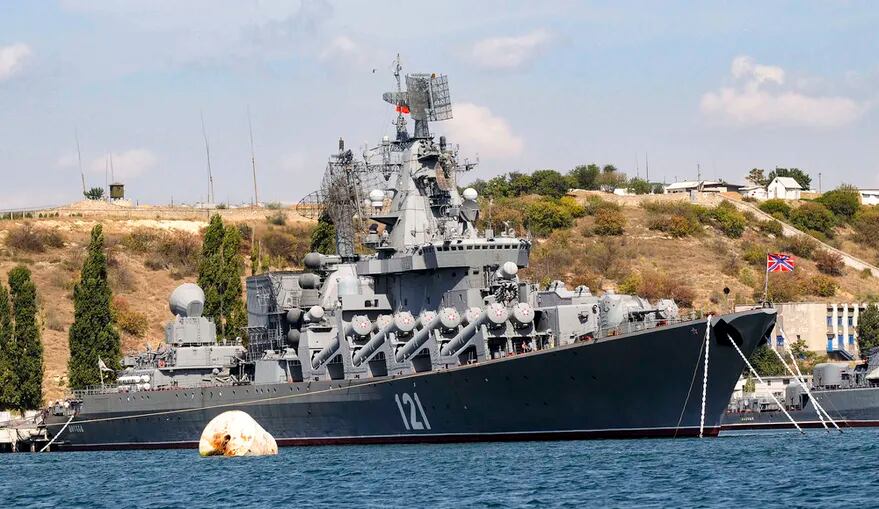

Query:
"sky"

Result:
[[0, 0, 878, 208]]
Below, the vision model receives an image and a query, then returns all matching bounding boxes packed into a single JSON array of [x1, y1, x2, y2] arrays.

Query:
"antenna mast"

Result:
[[645, 152, 649, 182], [201, 112, 215, 204], [109, 152, 115, 183], [75, 130, 86, 195], [247, 107, 259, 207]]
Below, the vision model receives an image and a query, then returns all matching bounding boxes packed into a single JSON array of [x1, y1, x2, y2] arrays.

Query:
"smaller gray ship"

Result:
[[722, 350, 879, 430]]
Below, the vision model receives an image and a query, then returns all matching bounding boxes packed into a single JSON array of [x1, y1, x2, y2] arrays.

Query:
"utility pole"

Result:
[[645, 152, 649, 182], [818, 172, 822, 194], [74, 129, 86, 195], [697, 163, 701, 182], [247, 106, 259, 207]]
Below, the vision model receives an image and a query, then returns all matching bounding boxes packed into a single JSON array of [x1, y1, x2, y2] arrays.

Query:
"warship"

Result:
[[722, 350, 879, 430], [43, 60, 777, 450]]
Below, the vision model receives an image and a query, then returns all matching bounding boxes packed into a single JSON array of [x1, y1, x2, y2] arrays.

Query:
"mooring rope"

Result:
[[699, 315, 712, 438], [729, 336, 804, 434], [769, 343, 828, 431], [40, 413, 75, 452], [779, 330, 842, 433]]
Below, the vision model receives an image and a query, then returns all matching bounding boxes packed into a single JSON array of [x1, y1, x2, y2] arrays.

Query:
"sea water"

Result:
[[1, 429, 877, 508]]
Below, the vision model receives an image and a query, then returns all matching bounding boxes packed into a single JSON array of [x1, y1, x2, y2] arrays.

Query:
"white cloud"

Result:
[[0, 43, 32, 81], [84, 149, 158, 180], [469, 29, 552, 70], [701, 55, 867, 128], [443, 102, 523, 158]]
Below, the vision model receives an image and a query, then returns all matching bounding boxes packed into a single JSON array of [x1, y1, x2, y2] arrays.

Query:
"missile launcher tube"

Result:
[[352, 320, 397, 367], [441, 310, 487, 356], [311, 337, 341, 370], [395, 313, 443, 362]]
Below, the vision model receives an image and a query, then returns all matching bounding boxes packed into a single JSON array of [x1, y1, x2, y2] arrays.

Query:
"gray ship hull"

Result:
[[722, 386, 879, 431], [46, 311, 773, 450]]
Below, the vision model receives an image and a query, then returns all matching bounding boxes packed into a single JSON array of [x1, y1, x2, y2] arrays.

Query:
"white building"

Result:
[[767, 176, 802, 200], [663, 180, 740, 194], [740, 185, 768, 200], [859, 189, 879, 206]]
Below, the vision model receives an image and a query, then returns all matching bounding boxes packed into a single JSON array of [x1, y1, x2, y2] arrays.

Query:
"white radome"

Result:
[[462, 187, 478, 201], [369, 189, 385, 202]]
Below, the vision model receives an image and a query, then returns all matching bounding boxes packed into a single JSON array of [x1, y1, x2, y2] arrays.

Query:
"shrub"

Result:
[[583, 196, 621, 215], [758, 272, 803, 302], [122, 230, 160, 253], [779, 235, 817, 259], [759, 199, 791, 218], [814, 249, 845, 276], [789, 202, 836, 237], [637, 270, 696, 307], [261, 228, 312, 266], [265, 201, 283, 210], [738, 267, 757, 287], [807, 274, 838, 297], [758, 220, 784, 237], [524, 199, 574, 236], [648, 214, 699, 237], [5, 225, 65, 252], [818, 185, 861, 221], [112, 297, 149, 338], [703, 202, 746, 238], [617, 272, 641, 294], [593, 208, 626, 236], [558, 196, 586, 218], [853, 206, 879, 248], [142, 231, 200, 276], [741, 242, 769, 266], [742, 196, 757, 203], [861, 268, 874, 279], [266, 211, 287, 226], [582, 238, 632, 280], [84, 187, 104, 200]]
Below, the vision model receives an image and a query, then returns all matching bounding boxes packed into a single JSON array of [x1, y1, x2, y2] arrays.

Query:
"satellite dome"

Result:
[[169, 283, 205, 318], [369, 189, 385, 202], [462, 188, 478, 201]]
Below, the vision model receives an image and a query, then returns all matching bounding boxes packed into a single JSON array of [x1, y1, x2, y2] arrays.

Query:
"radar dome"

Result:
[[169, 283, 205, 318], [462, 188, 478, 201], [368, 189, 385, 202]]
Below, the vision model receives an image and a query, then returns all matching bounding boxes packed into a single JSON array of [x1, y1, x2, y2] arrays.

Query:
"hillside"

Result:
[[0, 206, 316, 402], [1, 193, 877, 403]]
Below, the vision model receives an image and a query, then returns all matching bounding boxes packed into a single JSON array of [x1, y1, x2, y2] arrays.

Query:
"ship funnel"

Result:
[[169, 283, 205, 318]]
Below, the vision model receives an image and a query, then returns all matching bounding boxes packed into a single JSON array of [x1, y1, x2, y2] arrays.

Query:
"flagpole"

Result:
[[763, 251, 770, 305]]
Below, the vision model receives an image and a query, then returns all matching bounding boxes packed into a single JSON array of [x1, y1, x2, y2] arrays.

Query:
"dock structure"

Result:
[[0, 417, 51, 453]]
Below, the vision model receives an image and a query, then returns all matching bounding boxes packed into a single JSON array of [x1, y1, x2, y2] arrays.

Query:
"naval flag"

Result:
[[767, 253, 795, 273], [98, 357, 113, 372]]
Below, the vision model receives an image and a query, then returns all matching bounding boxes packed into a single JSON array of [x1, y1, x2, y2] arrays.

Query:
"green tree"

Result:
[[746, 168, 768, 187], [310, 213, 336, 254], [529, 170, 570, 198], [84, 187, 104, 200], [197, 215, 247, 341], [508, 172, 533, 197], [818, 185, 861, 221], [0, 284, 18, 409], [219, 225, 247, 340], [858, 303, 879, 357], [767, 167, 812, 190], [627, 178, 652, 195], [9, 266, 43, 410], [748, 343, 786, 376], [568, 164, 600, 190], [68, 225, 121, 390], [524, 199, 574, 236]]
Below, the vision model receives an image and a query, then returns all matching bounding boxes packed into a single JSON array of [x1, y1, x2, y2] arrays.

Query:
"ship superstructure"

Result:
[[43, 60, 777, 450]]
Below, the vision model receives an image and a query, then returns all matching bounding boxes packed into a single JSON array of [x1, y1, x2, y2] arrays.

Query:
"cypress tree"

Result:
[[0, 283, 18, 410], [198, 214, 225, 330], [197, 215, 246, 341], [220, 225, 247, 340], [310, 212, 336, 254], [67, 225, 120, 389], [8, 266, 43, 410]]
